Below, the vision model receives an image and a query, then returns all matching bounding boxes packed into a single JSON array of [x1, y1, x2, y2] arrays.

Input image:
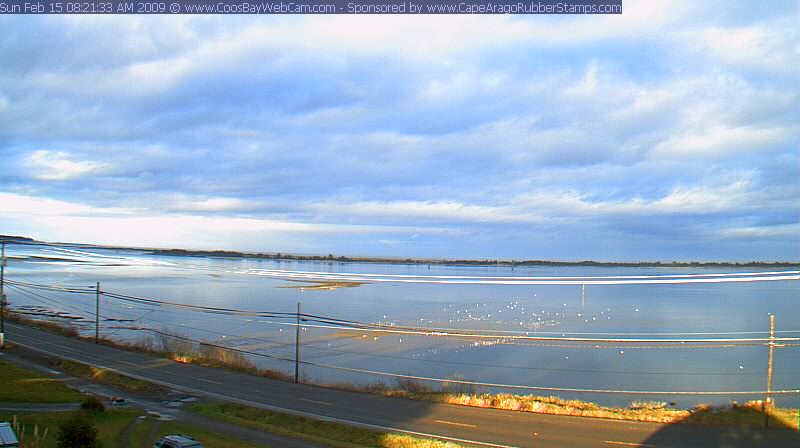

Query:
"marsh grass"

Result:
[[8, 313, 80, 338], [10, 312, 290, 382], [130, 332, 293, 382], [324, 380, 799, 429], [12, 316, 800, 431], [277, 281, 365, 290]]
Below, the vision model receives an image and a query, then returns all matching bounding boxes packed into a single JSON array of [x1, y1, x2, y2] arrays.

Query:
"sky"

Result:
[[0, 1, 798, 261]]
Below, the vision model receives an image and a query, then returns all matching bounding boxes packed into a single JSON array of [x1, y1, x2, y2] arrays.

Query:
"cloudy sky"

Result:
[[1, 1, 798, 261]]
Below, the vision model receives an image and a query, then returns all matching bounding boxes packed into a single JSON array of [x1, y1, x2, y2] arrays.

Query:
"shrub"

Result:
[[80, 396, 105, 413], [394, 377, 433, 393], [56, 413, 100, 448], [440, 374, 478, 395]]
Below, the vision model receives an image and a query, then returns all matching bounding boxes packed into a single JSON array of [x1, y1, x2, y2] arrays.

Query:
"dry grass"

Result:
[[277, 281, 365, 290], [53, 359, 166, 394], [130, 332, 293, 382], [326, 380, 799, 430], [12, 316, 799, 431], [191, 403, 464, 448], [8, 312, 80, 338]]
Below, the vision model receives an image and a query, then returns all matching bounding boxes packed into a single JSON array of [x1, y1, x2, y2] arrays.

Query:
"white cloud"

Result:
[[0, 192, 131, 217], [0, 193, 449, 250], [687, 21, 800, 73], [158, 194, 260, 213], [305, 177, 768, 226], [716, 223, 800, 239], [563, 60, 599, 97], [309, 200, 553, 224], [651, 126, 791, 158], [24, 150, 107, 181]]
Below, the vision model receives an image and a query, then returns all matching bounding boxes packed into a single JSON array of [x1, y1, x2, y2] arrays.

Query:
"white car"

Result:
[[153, 434, 204, 448]]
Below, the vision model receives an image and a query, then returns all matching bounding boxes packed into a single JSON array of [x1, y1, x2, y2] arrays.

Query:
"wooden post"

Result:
[[581, 284, 585, 310], [95, 282, 100, 344], [294, 302, 301, 384], [764, 314, 775, 429], [1, 242, 5, 349]]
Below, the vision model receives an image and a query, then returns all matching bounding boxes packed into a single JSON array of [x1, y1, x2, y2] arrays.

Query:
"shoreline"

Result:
[[2, 235, 798, 268]]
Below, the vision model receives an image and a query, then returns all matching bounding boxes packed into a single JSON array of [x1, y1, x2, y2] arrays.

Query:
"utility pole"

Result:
[[1, 242, 6, 349], [581, 284, 585, 310], [294, 302, 301, 384], [95, 282, 100, 344], [764, 314, 775, 429]]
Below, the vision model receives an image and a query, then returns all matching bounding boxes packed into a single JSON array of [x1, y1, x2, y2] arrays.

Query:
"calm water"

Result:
[[5, 244, 800, 408]]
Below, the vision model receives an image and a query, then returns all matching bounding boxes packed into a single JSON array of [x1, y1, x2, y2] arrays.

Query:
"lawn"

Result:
[[191, 403, 465, 448], [0, 359, 83, 403], [127, 417, 264, 448], [0, 410, 138, 448], [1, 410, 266, 448], [51, 359, 167, 394]]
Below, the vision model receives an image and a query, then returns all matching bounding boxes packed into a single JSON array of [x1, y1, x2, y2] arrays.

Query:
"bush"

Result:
[[80, 396, 105, 413], [441, 374, 479, 395], [56, 413, 100, 448], [394, 377, 433, 393]]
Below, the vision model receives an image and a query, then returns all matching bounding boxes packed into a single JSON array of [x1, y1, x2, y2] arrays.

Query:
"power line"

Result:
[[8, 289, 766, 378], [306, 362, 800, 396], [100, 324, 800, 397], [8, 281, 800, 396], [9, 279, 800, 345], [297, 342, 799, 377], [4, 279, 97, 294]]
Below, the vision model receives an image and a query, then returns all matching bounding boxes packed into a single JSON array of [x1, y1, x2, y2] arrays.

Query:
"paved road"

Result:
[[0, 402, 80, 412], [6, 322, 798, 448]]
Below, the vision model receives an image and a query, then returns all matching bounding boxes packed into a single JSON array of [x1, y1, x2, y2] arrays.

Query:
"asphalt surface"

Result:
[[6, 322, 798, 448]]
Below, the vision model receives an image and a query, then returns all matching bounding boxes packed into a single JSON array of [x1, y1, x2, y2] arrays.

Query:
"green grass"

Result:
[[0, 360, 83, 403], [51, 359, 167, 394], [191, 403, 465, 448], [1, 410, 265, 448], [0, 410, 139, 448], [127, 417, 264, 448]]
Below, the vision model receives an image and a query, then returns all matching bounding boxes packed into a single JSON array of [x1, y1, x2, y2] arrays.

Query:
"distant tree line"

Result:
[[148, 248, 798, 268], [3, 235, 796, 268]]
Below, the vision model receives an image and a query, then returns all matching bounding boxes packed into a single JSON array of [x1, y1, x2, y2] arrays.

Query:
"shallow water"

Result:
[[4, 244, 799, 408]]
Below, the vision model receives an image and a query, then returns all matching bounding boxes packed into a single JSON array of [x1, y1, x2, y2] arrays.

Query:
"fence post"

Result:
[[1, 242, 5, 349], [764, 314, 775, 429], [294, 302, 301, 384], [95, 282, 100, 343]]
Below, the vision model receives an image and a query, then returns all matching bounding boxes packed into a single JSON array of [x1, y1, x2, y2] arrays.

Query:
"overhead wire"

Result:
[[106, 324, 800, 397], [7, 279, 800, 345], [7, 281, 800, 397]]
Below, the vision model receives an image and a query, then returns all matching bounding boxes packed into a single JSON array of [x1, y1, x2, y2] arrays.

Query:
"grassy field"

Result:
[[126, 418, 263, 448], [191, 403, 465, 448], [1, 410, 267, 448], [0, 358, 264, 447], [0, 410, 140, 447], [0, 359, 83, 403], [51, 359, 167, 394]]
